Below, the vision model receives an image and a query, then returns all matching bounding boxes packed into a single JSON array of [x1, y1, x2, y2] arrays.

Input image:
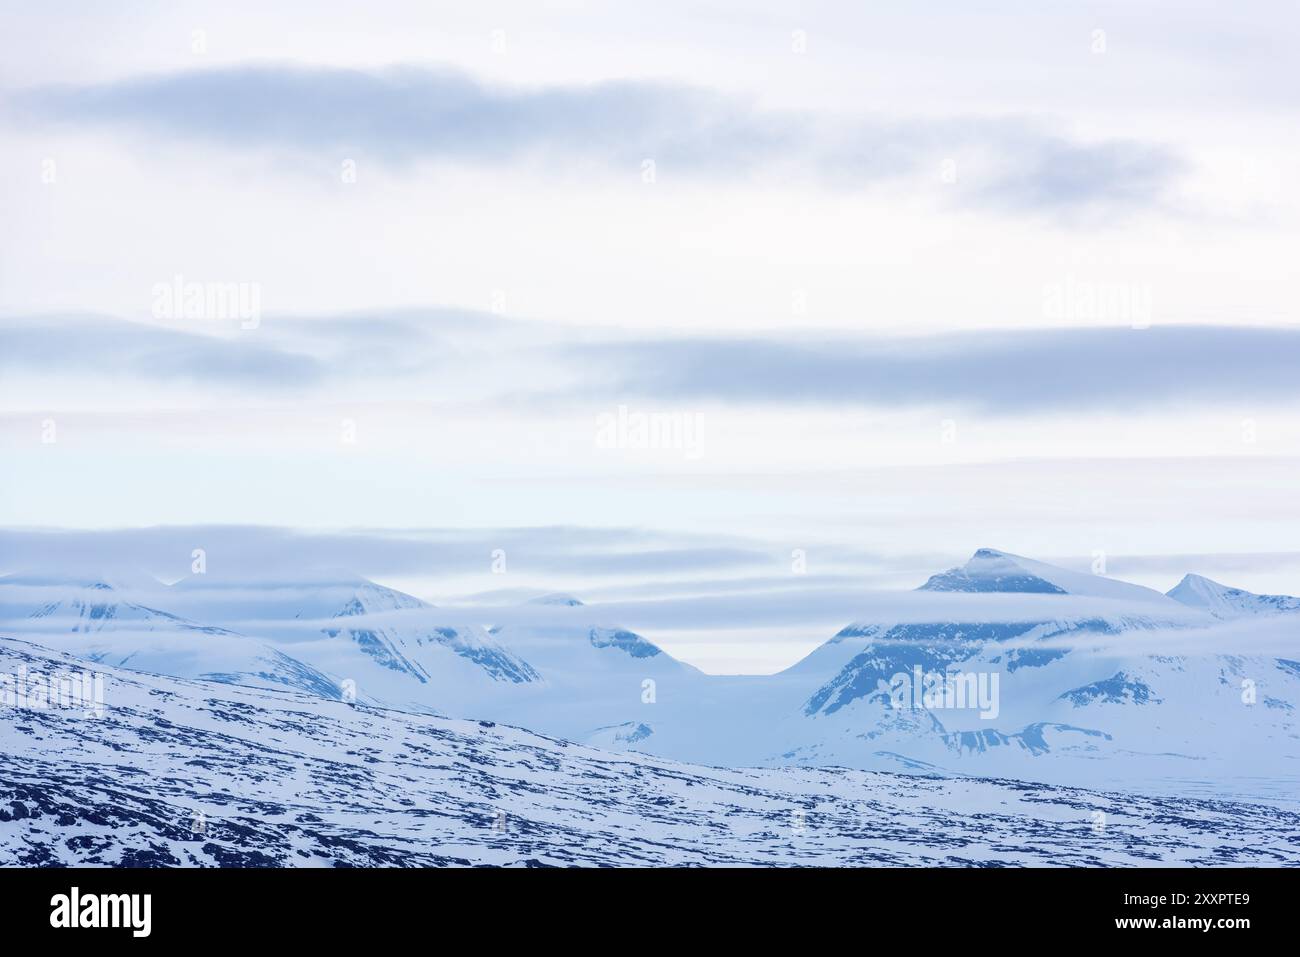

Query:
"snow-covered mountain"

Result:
[[1167, 573, 1300, 619], [753, 550, 1300, 799], [792, 549, 1191, 723], [0, 575, 341, 698], [5, 636, 1296, 867], [919, 547, 1177, 604], [0, 571, 705, 743], [167, 574, 540, 716]]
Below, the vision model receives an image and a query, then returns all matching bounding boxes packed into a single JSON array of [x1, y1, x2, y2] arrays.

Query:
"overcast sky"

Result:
[[2, 2, 1298, 670]]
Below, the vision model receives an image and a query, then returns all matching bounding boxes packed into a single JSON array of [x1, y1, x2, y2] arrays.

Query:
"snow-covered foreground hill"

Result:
[[3, 637, 1298, 867]]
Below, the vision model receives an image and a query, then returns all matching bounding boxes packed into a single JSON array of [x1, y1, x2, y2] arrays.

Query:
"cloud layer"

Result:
[[10, 64, 1184, 215], [573, 324, 1300, 413], [0, 524, 782, 585], [8, 312, 1300, 414]]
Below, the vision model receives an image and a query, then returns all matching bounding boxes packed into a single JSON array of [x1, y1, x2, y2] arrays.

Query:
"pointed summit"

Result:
[[918, 548, 1174, 603], [1167, 574, 1300, 619], [920, 548, 1066, 594]]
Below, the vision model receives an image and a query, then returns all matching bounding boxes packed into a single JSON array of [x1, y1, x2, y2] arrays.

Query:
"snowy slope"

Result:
[[4, 636, 1297, 867], [1167, 573, 1300, 619], [485, 597, 706, 749]]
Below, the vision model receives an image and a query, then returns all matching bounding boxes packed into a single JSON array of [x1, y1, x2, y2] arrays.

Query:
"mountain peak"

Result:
[[919, 549, 1067, 594], [918, 549, 1173, 603], [1168, 572, 1222, 594], [1167, 574, 1300, 619]]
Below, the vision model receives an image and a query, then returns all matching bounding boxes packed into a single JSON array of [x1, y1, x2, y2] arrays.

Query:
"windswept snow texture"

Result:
[[3, 638, 1299, 868]]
